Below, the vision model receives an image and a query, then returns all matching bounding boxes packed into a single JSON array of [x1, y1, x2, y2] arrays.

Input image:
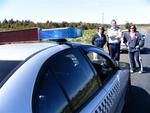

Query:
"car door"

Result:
[[48, 48, 102, 112], [32, 60, 72, 113], [33, 47, 102, 113], [81, 46, 129, 113]]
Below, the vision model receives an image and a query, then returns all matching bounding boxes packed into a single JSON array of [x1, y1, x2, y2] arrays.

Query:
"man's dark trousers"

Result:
[[108, 43, 120, 61]]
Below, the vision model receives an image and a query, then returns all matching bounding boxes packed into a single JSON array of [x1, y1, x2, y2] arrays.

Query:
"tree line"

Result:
[[0, 19, 110, 32], [0, 19, 150, 32]]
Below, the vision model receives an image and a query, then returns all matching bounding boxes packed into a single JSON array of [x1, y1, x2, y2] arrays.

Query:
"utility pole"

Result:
[[102, 12, 104, 25]]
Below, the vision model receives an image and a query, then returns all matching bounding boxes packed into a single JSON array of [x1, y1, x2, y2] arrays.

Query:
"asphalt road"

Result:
[[120, 30, 150, 113]]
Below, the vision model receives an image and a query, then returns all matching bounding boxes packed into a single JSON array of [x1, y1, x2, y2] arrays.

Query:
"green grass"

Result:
[[68, 29, 96, 44]]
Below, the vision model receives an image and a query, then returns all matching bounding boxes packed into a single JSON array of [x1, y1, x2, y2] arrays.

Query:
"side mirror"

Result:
[[118, 62, 130, 70]]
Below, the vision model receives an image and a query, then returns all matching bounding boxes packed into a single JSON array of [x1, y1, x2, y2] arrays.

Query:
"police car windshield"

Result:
[[0, 60, 22, 84]]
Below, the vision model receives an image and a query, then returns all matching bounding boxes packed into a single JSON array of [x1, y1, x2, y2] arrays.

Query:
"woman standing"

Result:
[[91, 26, 106, 49], [91, 26, 107, 60], [124, 24, 144, 73]]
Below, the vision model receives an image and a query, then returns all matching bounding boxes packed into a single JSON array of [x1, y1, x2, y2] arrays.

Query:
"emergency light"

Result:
[[39, 27, 83, 39], [0, 27, 83, 43]]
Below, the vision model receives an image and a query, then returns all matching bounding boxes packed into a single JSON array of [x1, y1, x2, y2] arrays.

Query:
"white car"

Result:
[[0, 27, 130, 113], [120, 29, 145, 52]]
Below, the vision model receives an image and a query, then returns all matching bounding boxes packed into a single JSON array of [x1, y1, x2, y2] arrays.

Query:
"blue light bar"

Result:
[[39, 27, 83, 39]]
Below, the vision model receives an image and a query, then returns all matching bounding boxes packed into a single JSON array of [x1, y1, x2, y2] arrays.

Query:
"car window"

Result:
[[86, 52, 116, 82], [33, 69, 71, 113], [49, 48, 100, 111], [0, 60, 21, 84]]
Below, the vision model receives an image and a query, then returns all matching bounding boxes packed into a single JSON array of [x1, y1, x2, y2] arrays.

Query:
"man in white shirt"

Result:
[[107, 19, 122, 63]]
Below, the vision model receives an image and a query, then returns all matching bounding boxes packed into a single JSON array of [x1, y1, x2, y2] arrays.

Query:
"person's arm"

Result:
[[116, 29, 122, 39], [137, 33, 144, 48], [107, 29, 116, 38], [107, 28, 122, 39], [91, 34, 96, 45], [107, 29, 112, 38], [102, 34, 107, 48]]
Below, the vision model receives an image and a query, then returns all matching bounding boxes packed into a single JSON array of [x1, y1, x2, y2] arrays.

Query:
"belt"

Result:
[[109, 43, 120, 45]]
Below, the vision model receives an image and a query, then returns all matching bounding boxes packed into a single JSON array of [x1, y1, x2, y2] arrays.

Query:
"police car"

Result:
[[0, 27, 130, 113]]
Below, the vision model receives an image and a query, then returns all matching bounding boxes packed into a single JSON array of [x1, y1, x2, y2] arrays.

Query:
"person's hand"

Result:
[[135, 45, 140, 49], [111, 35, 117, 38], [125, 43, 128, 47]]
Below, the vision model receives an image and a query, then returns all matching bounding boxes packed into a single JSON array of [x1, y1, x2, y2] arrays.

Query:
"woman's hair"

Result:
[[128, 24, 137, 32], [111, 19, 117, 24], [97, 26, 105, 34]]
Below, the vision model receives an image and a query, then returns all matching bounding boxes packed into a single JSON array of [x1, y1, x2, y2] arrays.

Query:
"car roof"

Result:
[[0, 42, 60, 61]]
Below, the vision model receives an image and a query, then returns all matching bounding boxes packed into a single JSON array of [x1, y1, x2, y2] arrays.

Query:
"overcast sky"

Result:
[[0, 0, 150, 24]]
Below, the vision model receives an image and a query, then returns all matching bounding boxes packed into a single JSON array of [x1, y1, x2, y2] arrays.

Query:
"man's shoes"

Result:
[[130, 70, 134, 73], [138, 70, 143, 74]]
